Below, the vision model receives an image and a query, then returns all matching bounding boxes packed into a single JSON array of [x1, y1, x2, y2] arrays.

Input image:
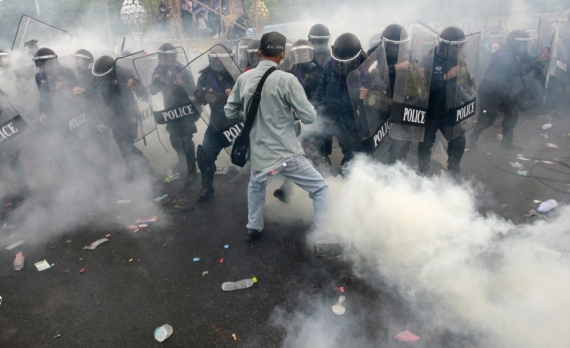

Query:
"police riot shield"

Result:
[[443, 32, 480, 140], [537, 19, 557, 98], [553, 21, 570, 83], [236, 38, 256, 71], [389, 27, 436, 142], [0, 90, 35, 160], [176, 45, 242, 149], [115, 52, 156, 142], [347, 44, 392, 156], [11, 16, 72, 58], [133, 47, 200, 127]]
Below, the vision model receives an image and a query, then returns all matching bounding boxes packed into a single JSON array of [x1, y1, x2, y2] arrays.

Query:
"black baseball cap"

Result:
[[260, 31, 286, 56]]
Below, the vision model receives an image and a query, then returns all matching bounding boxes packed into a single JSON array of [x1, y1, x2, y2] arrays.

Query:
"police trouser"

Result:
[[112, 122, 151, 181], [5, 150, 28, 194], [388, 140, 412, 165], [197, 125, 234, 188], [472, 92, 518, 144], [166, 118, 197, 174], [307, 118, 363, 171], [417, 112, 466, 175]]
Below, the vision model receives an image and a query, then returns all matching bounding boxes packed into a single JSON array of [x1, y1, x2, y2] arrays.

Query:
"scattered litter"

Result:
[[127, 216, 159, 232], [546, 143, 559, 149], [79, 268, 86, 274], [193, 257, 200, 262], [105, 234, 111, 238], [116, 200, 132, 204], [2, 222, 16, 229], [222, 277, 257, 291], [533, 200, 542, 204], [516, 171, 527, 176], [517, 154, 523, 157], [541, 133, 549, 139], [224, 245, 229, 249], [496, 134, 503, 140], [66, 240, 72, 243], [502, 204, 508, 207], [232, 334, 237, 341], [34, 260, 51, 271], [395, 330, 421, 342], [534, 245, 562, 258], [202, 271, 209, 276], [524, 209, 546, 219], [79, 258, 83, 261], [64, 270, 70, 273], [538, 199, 558, 213], [164, 173, 180, 183], [14, 251, 24, 270], [486, 152, 492, 155], [5, 240, 25, 250], [154, 324, 173, 342], [542, 160, 554, 164], [542, 123, 553, 130], [53, 334, 61, 339], [168, 205, 194, 214], [218, 258, 224, 263], [0, 295, 2, 305], [154, 194, 168, 202], [128, 258, 134, 262], [4, 202, 12, 208], [332, 296, 346, 315], [337, 286, 345, 293], [508, 162, 524, 169], [83, 238, 108, 250], [517, 156, 530, 161]]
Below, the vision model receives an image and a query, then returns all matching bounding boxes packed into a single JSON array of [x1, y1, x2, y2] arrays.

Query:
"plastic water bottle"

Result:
[[14, 251, 25, 271], [255, 163, 287, 183], [222, 277, 257, 291], [154, 324, 173, 342], [164, 173, 180, 183]]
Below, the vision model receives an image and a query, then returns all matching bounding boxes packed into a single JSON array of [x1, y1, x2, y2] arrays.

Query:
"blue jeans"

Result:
[[247, 155, 330, 232]]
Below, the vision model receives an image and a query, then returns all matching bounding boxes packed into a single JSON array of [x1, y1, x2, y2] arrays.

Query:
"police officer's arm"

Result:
[[519, 50, 550, 76], [224, 77, 244, 123], [285, 76, 316, 125]]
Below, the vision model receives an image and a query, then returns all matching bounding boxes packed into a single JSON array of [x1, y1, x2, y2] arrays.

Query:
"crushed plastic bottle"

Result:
[[14, 251, 24, 271], [255, 163, 287, 183], [222, 277, 257, 291], [164, 173, 180, 183], [154, 324, 173, 342]]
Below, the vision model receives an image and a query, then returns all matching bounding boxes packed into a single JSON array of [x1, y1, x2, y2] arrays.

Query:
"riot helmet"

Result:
[[0, 50, 8, 67], [75, 49, 94, 70], [331, 33, 364, 76], [485, 29, 504, 46], [92, 55, 117, 92], [382, 24, 409, 63], [436, 26, 466, 58], [246, 39, 260, 68], [32, 48, 57, 70], [158, 42, 178, 67], [505, 30, 532, 53], [291, 39, 314, 66], [208, 44, 234, 73], [308, 24, 331, 46]]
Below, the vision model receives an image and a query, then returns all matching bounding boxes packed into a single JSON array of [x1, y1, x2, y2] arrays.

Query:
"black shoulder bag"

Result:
[[514, 75, 539, 112], [230, 67, 277, 167]]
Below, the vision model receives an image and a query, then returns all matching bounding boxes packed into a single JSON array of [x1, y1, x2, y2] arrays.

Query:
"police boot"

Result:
[[196, 145, 216, 202], [273, 179, 293, 204], [182, 135, 198, 186], [499, 140, 521, 151], [447, 135, 465, 179], [417, 142, 433, 176]]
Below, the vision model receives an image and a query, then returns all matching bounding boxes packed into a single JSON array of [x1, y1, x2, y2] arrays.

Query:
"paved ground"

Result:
[[0, 106, 569, 347]]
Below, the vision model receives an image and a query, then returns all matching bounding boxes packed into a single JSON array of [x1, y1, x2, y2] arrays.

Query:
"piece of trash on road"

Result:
[[64, 270, 70, 273], [164, 173, 180, 183], [5, 240, 25, 250], [332, 296, 346, 315], [193, 257, 200, 262], [202, 271, 209, 276], [517, 156, 530, 161], [127, 216, 159, 232], [2, 222, 16, 229], [508, 162, 524, 169], [218, 258, 224, 263], [538, 199, 558, 213], [516, 171, 527, 176], [154, 324, 173, 342], [224, 245, 229, 249], [546, 143, 559, 149], [542, 160, 554, 164], [105, 234, 111, 238], [533, 200, 542, 204], [83, 238, 108, 250], [53, 334, 61, 339], [395, 330, 420, 342], [66, 240, 72, 243], [34, 260, 51, 271], [0, 295, 2, 305], [129, 258, 134, 262], [496, 134, 503, 140], [524, 209, 546, 219], [337, 286, 345, 293], [542, 123, 553, 130], [117, 200, 132, 204], [232, 333, 237, 341], [168, 205, 194, 214], [222, 277, 257, 291], [154, 194, 168, 202], [534, 245, 562, 258], [4, 202, 12, 208], [486, 152, 492, 155], [14, 251, 25, 270], [79, 268, 86, 274]]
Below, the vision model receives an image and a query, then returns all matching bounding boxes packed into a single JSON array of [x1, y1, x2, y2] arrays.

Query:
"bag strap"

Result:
[[241, 66, 277, 138]]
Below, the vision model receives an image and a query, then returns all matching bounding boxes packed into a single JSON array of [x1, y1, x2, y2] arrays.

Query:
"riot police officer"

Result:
[[244, 39, 260, 72], [308, 23, 332, 67], [149, 42, 198, 185], [469, 30, 550, 150], [313, 33, 367, 174], [194, 45, 239, 202], [92, 55, 153, 182]]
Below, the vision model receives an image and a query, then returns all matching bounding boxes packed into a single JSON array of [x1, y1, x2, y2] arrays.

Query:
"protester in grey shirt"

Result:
[[225, 32, 339, 257]]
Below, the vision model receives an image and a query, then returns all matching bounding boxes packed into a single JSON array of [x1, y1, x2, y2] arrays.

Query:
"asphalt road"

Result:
[[1, 107, 569, 347]]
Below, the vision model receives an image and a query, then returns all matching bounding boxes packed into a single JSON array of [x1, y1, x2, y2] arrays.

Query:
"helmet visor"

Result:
[[331, 49, 361, 75], [208, 52, 234, 72], [246, 49, 260, 67], [291, 45, 314, 65]]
